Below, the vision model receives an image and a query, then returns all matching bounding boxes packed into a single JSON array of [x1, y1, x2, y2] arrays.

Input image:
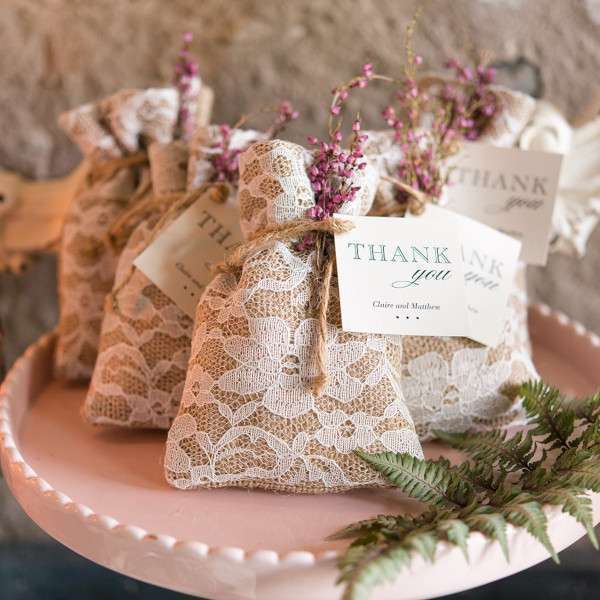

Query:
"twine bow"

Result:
[[66, 152, 152, 264], [373, 175, 430, 216], [88, 151, 149, 184], [108, 181, 229, 251], [109, 182, 229, 312], [213, 217, 354, 396]]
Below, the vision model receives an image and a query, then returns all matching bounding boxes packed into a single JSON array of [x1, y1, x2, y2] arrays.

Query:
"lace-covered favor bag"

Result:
[[83, 127, 264, 428], [55, 88, 180, 381], [165, 139, 423, 494], [365, 86, 539, 440]]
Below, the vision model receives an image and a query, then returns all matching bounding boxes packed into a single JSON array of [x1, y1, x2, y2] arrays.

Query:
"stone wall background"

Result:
[[0, 0, 599, 544], [0, 0, 599, 178]]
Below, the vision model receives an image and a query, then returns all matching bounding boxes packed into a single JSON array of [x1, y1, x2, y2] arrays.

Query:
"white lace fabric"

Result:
[[187, 126, 266, 192], [84, 212, 193, 428], [84, 130, 264, 428], [165, 140, 423, 494], [401, 264, 536, 440], [55, 86, 186, 381]]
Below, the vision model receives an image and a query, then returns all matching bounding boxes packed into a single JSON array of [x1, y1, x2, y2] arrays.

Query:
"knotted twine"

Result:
[[370, 176, 430, 217], [213, 217, 354, 396], [108, 182, 230, 312], [68, 151, 152, 263], [88, 151, 149, 184]]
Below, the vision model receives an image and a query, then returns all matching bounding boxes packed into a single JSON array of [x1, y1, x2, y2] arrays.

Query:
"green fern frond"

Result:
[[339, 540, 412, 600], [406, 529, 438, 562], [552, 447, 590, 470], [502, 500, 557, 563], [453, 460, 508, 495], [437, 518, 470, 560], [519, 380, 575, 449], [435, 429, 535, 472], [355, 451, 473, 508], [537, 487, 598, 549], [554, 457, 600, 492], [463, 508, 509, 560], [573, 420, 600, 451], [569, 390, 600, 424], [329, 515, 414, 541], [521, 464, 552, 490], [337, 380, 600, 600]]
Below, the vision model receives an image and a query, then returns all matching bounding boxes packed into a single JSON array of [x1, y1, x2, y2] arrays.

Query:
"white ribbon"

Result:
[[519, 100, 600, 257]]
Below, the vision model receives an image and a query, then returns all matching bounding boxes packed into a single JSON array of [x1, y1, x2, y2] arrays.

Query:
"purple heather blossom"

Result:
[[173, 32, 200, 140], [208, 101, 299, 185], [305, 123, 368, 219], [381, 52, 501, 208], [300, 63, 377, 226]]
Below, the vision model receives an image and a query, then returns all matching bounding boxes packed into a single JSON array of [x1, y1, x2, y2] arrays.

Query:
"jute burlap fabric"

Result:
[[54, 87, 181, 381], [364, 85, 538, 440], [83, 140, 190, 427], [165, 139, 423, 494], [83, 129, 264, 428]]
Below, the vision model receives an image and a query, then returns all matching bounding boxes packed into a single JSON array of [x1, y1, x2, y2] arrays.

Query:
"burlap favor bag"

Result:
[[55, 87, 181, 381], [84, 128, 265, 428], [365, 86, 538, 440], [165, 139, 423, 494]]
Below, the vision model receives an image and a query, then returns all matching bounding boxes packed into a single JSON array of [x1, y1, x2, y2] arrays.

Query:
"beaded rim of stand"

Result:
[[0, 305, 599, 568]]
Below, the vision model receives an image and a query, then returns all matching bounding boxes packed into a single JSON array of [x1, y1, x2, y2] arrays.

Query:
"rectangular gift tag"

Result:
[[445, 143, 562, 265], [418, 205, 522, 346], [333, 215, 469, 336], [134, 194, 242, 318]]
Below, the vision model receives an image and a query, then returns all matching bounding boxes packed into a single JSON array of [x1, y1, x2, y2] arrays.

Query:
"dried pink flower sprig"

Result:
[[267, 100, 300, 139], [295, 64, 381, 251], [208, 124, 241, 185], [208, 101, 300, 185], [303, 63, 391, 222], [306, 118, 368, 220], [441, 58, 500, 141], [173, 32, 200, 140], [381, 46, 501, 209], [377, 51, 447, 209], [328, 63, 396, 126]]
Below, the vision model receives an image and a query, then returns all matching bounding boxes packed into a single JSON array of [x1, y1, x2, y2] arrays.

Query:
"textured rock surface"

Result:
[[0, 0, 598, 178], [0, 0, 599, 543]]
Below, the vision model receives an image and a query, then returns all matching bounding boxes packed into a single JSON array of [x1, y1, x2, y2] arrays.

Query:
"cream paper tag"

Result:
[[445, 143, 562, 265], [134, 195, 242, 318], [334, 215, 469, 337], [416, 205, 522, 346], [334, 210, 521, 344]]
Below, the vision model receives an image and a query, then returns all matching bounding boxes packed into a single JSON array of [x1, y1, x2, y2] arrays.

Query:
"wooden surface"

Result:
[[0, 86, 214, 271]]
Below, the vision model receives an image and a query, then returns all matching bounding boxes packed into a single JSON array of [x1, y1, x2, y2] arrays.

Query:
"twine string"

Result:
[[375, 175, 430, 216], [213, 217, 354, 395], [89, 151, 148, 184], [109, 182, 229, 313]]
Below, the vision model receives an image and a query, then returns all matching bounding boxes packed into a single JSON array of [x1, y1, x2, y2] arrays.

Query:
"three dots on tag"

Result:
[[396, 315, 420, 320], [183, 284, 196, 298]]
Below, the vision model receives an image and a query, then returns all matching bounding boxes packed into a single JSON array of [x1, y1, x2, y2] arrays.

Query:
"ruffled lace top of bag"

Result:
[[59, 87, 180, 161], [54, 87, 183, 381]]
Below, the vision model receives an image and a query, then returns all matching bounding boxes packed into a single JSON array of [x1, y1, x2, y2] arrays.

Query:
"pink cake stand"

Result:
[[1, 304, 599, 600]]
